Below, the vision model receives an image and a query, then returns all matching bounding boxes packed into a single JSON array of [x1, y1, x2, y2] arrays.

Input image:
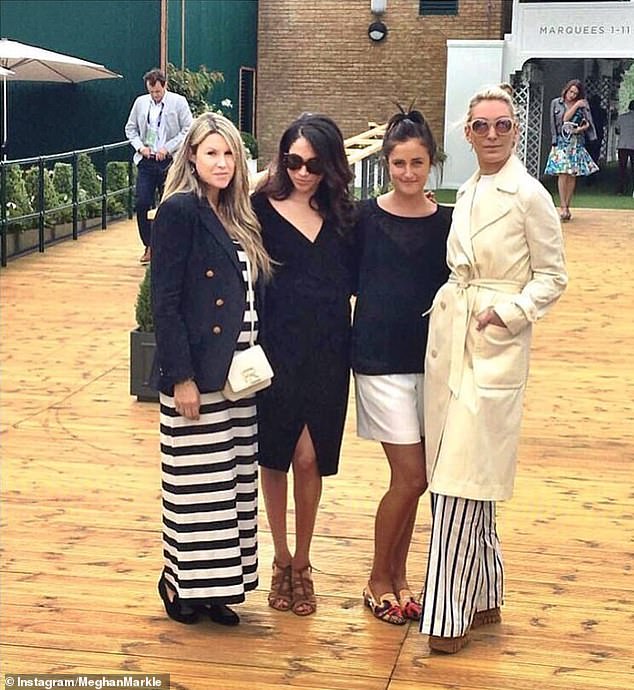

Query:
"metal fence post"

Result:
[[1, 162, 7, 267], [38, 158, 45, 253], [72, 152, 79, 240], [101, 146, 108, 229]]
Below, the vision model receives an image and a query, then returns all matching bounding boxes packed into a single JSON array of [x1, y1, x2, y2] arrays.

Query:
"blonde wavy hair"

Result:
[[162, 112, 272, 280]]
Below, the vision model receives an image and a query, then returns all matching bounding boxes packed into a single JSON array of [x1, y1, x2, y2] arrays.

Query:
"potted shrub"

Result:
[[77, 153, 102, 221], [240, 131, 258, 160], [4, 164, 35, 256], [241, 131, 259, 177], [129, 267, 158, 402], [106, 161, 132, 216], [167, 63, 224, 117]]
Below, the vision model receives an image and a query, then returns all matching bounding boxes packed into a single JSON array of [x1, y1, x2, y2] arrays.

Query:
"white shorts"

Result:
[[355, 373, 424, 444]]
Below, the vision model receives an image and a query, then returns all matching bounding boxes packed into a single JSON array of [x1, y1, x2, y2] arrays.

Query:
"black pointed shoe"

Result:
[[157, 574, 200, 624]]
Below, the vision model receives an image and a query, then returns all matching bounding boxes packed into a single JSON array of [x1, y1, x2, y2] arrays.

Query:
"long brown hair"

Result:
[[561, 79, 585, 101], [258, 112, 356, 232]]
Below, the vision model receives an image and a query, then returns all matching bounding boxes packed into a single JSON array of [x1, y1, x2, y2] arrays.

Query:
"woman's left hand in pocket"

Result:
[[476, 307, 507, 331]]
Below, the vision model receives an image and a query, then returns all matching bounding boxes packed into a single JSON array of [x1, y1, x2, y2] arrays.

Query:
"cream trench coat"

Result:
[[423, 155, 567, 501]]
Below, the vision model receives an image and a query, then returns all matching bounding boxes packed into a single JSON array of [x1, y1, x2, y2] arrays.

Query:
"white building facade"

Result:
[[443, 0, 634, 188]]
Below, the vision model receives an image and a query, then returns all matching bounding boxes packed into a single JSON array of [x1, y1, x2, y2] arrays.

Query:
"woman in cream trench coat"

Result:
[[419, 85, 567, 654]]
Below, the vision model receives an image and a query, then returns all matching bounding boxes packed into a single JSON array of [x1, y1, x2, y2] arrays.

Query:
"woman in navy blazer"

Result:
[[150, 113, 272, 627], [150, 190, 264, 394]]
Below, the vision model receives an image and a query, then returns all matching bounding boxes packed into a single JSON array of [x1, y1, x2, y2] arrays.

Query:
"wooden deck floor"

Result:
[[1, 209, 633, 690]]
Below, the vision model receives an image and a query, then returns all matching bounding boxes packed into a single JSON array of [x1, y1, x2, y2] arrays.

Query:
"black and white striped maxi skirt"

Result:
[[159, 249, 259, 605]]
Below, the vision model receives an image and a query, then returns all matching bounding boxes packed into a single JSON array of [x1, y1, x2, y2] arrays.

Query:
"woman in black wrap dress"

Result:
[[252, 113, 356, 617]]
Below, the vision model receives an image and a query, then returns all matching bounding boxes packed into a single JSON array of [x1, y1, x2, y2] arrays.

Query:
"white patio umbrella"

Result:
[[0, 38, 122, 157]]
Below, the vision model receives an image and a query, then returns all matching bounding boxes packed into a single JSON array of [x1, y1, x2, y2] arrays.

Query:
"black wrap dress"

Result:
[[252, 192, 354, 476]]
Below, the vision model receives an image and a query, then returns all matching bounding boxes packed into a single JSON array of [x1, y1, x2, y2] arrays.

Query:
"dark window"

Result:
[[239, 67, 256, 135], [419, 0, 459, 15]]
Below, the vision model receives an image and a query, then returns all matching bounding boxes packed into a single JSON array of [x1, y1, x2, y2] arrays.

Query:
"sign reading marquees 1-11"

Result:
[[515, 2, 633, 58]]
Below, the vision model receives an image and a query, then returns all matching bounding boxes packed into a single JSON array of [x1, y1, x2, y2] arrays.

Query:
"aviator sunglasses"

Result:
[[282, 152, 324, 175], [469, 117, 514, 136]]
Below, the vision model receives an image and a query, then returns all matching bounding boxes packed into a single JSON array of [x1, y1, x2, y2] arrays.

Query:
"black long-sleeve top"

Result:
[[351, 198, 452, 375]]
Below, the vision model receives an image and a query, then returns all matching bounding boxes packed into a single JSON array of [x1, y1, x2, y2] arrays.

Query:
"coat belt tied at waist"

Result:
[[443, 276, 524, 398]]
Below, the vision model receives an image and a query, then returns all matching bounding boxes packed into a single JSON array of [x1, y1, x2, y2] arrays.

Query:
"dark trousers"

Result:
[[617, 148, 634, 194], [135, 157, 171, 247]]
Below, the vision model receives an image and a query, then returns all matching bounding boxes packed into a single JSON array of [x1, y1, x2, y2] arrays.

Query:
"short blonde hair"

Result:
[[465, 85, 518, 125]]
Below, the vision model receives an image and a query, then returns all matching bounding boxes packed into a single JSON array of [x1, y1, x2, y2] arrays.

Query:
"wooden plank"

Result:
[[0, 646, 386, 690], [1, 207, 633, 690]]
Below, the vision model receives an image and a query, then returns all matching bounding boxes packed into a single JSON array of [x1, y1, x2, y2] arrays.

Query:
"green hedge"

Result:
[[106, 161, 131, 215], [4, 165, 34, 231], [4, 158, 134, 231]]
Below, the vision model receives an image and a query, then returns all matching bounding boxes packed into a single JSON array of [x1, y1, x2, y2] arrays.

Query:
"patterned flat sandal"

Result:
[[363, 583, 406, 625], [291, 565, 317, 616], [472, 606, 501, 628], [268, 560, 292, 612], [398, 588, 422, 621]]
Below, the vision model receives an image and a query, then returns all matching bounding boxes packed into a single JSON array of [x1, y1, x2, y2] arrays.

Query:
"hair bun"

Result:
[[386, 104, 426, 132], [405, 110, 425, 125], [382, 104, 438, 165]]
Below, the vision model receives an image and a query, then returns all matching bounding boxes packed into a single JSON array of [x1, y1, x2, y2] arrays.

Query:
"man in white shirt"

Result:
[[125, 69, 193, 263], [616, 100, 634, 196]]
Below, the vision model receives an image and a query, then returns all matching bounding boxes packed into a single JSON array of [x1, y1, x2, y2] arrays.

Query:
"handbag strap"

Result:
[[245, 254, 256, 347]]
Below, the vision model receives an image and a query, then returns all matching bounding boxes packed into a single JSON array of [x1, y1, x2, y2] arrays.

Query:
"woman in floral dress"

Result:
[[544, 78, 598, 221]]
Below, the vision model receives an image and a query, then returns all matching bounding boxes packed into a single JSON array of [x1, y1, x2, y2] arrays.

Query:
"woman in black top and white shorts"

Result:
[[352, 109, 451, 625]]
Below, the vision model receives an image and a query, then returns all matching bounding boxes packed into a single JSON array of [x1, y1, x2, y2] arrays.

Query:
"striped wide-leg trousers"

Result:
[[420, 493, 504, 638]]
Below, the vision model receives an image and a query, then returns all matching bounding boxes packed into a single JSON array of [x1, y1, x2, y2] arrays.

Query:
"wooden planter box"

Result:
[[129, 329, 158, 402], [4, 217, 103, 260]]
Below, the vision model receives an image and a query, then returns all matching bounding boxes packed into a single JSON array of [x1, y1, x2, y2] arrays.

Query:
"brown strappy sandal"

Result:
[[267, 560, 292, 612], [291, 565, 316, 616]]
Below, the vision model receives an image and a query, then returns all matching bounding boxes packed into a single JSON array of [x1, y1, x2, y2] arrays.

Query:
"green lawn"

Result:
[[433, 163, 634, 210]]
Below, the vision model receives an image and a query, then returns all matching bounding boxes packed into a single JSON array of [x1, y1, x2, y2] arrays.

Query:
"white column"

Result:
[[443, 40, 505, 190]]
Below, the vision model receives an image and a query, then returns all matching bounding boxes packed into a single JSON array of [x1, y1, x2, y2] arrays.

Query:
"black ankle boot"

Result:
[[157, 574, 200, 624], [205, 603, 240, 626]]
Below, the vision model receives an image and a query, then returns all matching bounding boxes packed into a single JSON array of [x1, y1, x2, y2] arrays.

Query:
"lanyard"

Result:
[[147, 100, 165, 128]]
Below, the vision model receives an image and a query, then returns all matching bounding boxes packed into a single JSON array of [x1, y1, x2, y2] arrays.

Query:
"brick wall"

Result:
[[256, 0, 505, 164]]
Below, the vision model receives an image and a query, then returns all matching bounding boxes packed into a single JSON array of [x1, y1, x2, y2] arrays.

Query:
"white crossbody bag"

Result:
[[222, 257, 273, 401]]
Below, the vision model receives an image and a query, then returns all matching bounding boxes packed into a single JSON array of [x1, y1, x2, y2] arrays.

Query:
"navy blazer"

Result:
[[150, 191, 260, 394]]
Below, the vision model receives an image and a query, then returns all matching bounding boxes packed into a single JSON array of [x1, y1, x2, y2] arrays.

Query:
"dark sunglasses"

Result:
[[282, 152, 324, 175], [469, 117, 514, 136]]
